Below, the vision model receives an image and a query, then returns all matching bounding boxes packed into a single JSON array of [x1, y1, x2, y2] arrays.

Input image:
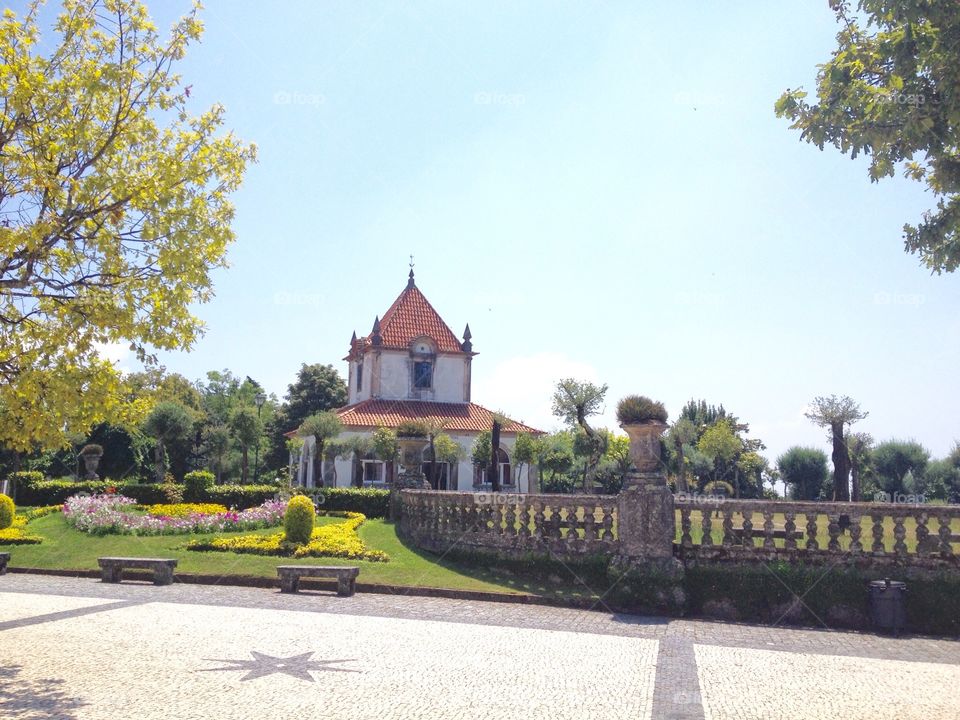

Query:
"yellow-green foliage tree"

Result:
[[0, 1, 256, 451], [0, 493, 14, 529]]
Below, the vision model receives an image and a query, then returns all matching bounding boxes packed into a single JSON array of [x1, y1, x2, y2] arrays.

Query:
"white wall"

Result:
[[348, 350, 468, 404], [294, 430, 533, 492]]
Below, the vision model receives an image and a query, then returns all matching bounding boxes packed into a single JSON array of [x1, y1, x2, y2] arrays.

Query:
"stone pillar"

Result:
[[617, 473, 676, 561]]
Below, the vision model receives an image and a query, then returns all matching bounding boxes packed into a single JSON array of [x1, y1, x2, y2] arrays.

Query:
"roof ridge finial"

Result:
[[371, 315, 382, 347], [461, 323, 473, 352], [407, 254, 415, 289]]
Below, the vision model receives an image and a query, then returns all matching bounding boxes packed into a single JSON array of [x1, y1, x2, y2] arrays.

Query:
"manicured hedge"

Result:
[[13, 478, 178, 506], [204, 484, 279, 509], [313, 487, 390, 519]]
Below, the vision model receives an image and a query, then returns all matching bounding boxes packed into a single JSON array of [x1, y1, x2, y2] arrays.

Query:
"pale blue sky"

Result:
[[27, 1, 960, 463]]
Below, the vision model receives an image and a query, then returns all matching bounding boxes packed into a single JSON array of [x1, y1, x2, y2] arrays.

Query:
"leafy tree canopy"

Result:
[[776, 1, 960, 272], [284, 363, 348, 430], [0, 1, 255, 449]]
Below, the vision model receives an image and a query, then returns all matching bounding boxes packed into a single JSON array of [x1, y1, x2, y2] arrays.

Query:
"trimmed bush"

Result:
[[616, 395, 668, 424], [0, 493, 14, 530], [79, 443, 104, 456], [315, 487, 390, 518], [184, 470, 215, 501], [204, 484, 278, 509], [284, 495, 315, 544]]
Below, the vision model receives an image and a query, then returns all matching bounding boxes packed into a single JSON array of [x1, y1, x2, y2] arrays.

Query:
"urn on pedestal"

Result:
[[79, 444, 104, 481], [616, 395, 669, 480]]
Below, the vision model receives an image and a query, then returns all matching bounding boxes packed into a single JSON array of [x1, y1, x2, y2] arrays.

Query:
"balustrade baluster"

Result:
[[534, 502, 547, 540], [517, 501, 531, 541], [915, 512, 931, 556], [742, 511, 754, 550], [827, 514, 841, 553], [701, 509, 714, 547], [504, 500, 517, 539], [893, 516, 908, 556], [680, 507, 693, 549], [762, 509, 775, 550], [871, 514, 885, 554], [848, 515, 863, 554], [601, 505, 615, 542], [804, 513, 819, 551], [583, 504, 597, 545], [937, 516, 954, 556], [564, 505, 579, 550], [722, 508, 735, 547], [783, 512, 797, 550]]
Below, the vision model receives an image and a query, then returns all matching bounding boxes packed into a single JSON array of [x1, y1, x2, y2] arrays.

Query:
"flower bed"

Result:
[[186, 511, 389, 562], [146, 503, 228, 518], [0, 513, 43, 545], [63, 494, 285, 536]]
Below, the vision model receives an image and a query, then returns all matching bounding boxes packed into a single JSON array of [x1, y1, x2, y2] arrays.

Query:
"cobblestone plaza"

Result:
[[1, 574, 958, 720]]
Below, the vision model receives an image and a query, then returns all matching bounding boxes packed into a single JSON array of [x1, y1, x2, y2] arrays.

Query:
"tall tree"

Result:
[[775, 1, 960, 272], [667, 418, 698, 493], [872, 439, 930, 496], [489, 415, 503, 492], [778, 446, 830, 501], [203, 424, 231, 484], [284, 364, 348, 430], [229, 407, 262, 484], [512, 432, 539, 490], [142, 402, 193, 483], [0, 1, 254, 450], [551, 378, 608, 491], [298, 412, 342, 488], [805, 395, 868, 501]]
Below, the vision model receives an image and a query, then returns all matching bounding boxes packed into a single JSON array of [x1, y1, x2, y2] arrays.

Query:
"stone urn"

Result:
[[394, 436, 430, 489], [620, 421, 668, 474], [80, 451, 103, 481]]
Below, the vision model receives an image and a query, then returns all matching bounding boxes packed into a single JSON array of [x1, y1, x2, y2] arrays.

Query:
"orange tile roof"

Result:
[[347, 277, 468, 358], [335, 399, 543, 434]]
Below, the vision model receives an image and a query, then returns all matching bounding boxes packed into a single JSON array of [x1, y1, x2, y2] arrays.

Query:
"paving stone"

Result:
[[1, 574, 958, 719]]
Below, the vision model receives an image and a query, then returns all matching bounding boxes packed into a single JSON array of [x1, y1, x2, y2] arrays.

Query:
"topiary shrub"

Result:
[[0, 493, 14, 530], [183, 470, 215, 501], [395, 420, 429, 438], [79, 443, 104, 456], [284, 495, 315, 544], [616, 395, 668, 424]]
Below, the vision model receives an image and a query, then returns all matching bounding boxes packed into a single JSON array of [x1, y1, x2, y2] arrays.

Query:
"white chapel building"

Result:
[[293, 270, 541, 491]]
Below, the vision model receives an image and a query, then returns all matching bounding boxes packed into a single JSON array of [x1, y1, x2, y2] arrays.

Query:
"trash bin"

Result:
[[868, 578, 907, 635]]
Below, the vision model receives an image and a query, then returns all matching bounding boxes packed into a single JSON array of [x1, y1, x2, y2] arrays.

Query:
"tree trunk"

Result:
[[154, 442, 165, 483], [851, 462, 861, 502], [831, 421, 851, 501], [312, 441, 324, 487], [241, 447, 249, 484], [490, 419, 501, 492]]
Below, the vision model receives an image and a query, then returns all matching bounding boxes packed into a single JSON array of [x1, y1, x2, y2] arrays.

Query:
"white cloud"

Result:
[[93, 341, 133, 373], [472, 352, 603, 433]]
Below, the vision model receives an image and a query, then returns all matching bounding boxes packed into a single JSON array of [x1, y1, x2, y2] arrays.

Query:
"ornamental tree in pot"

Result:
[[79, 443, 104, 480], [616, 396, 669, 474], [394, 421, 430, 490]]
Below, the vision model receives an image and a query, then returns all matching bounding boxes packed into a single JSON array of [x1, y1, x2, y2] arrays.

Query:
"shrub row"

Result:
[[7, 472, 391, 516], [309, 487, 390, 519]]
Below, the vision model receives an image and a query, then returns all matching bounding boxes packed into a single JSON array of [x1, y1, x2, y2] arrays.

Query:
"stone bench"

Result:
[[277, 565, 359, 596], [0, 552, 9, 575], [98, 557, 177, 585]]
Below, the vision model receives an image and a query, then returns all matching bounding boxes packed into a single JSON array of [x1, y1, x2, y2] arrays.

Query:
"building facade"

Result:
[[293, 270, 541, 491]]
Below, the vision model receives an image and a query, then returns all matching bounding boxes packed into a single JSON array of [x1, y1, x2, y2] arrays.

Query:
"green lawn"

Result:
[[1, 513, 603, 601]]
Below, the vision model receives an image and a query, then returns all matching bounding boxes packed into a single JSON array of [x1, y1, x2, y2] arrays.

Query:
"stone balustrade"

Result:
[[398, 490, 618, 560], [676, 498, 960, 567], [398, 489, 960, 570]]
